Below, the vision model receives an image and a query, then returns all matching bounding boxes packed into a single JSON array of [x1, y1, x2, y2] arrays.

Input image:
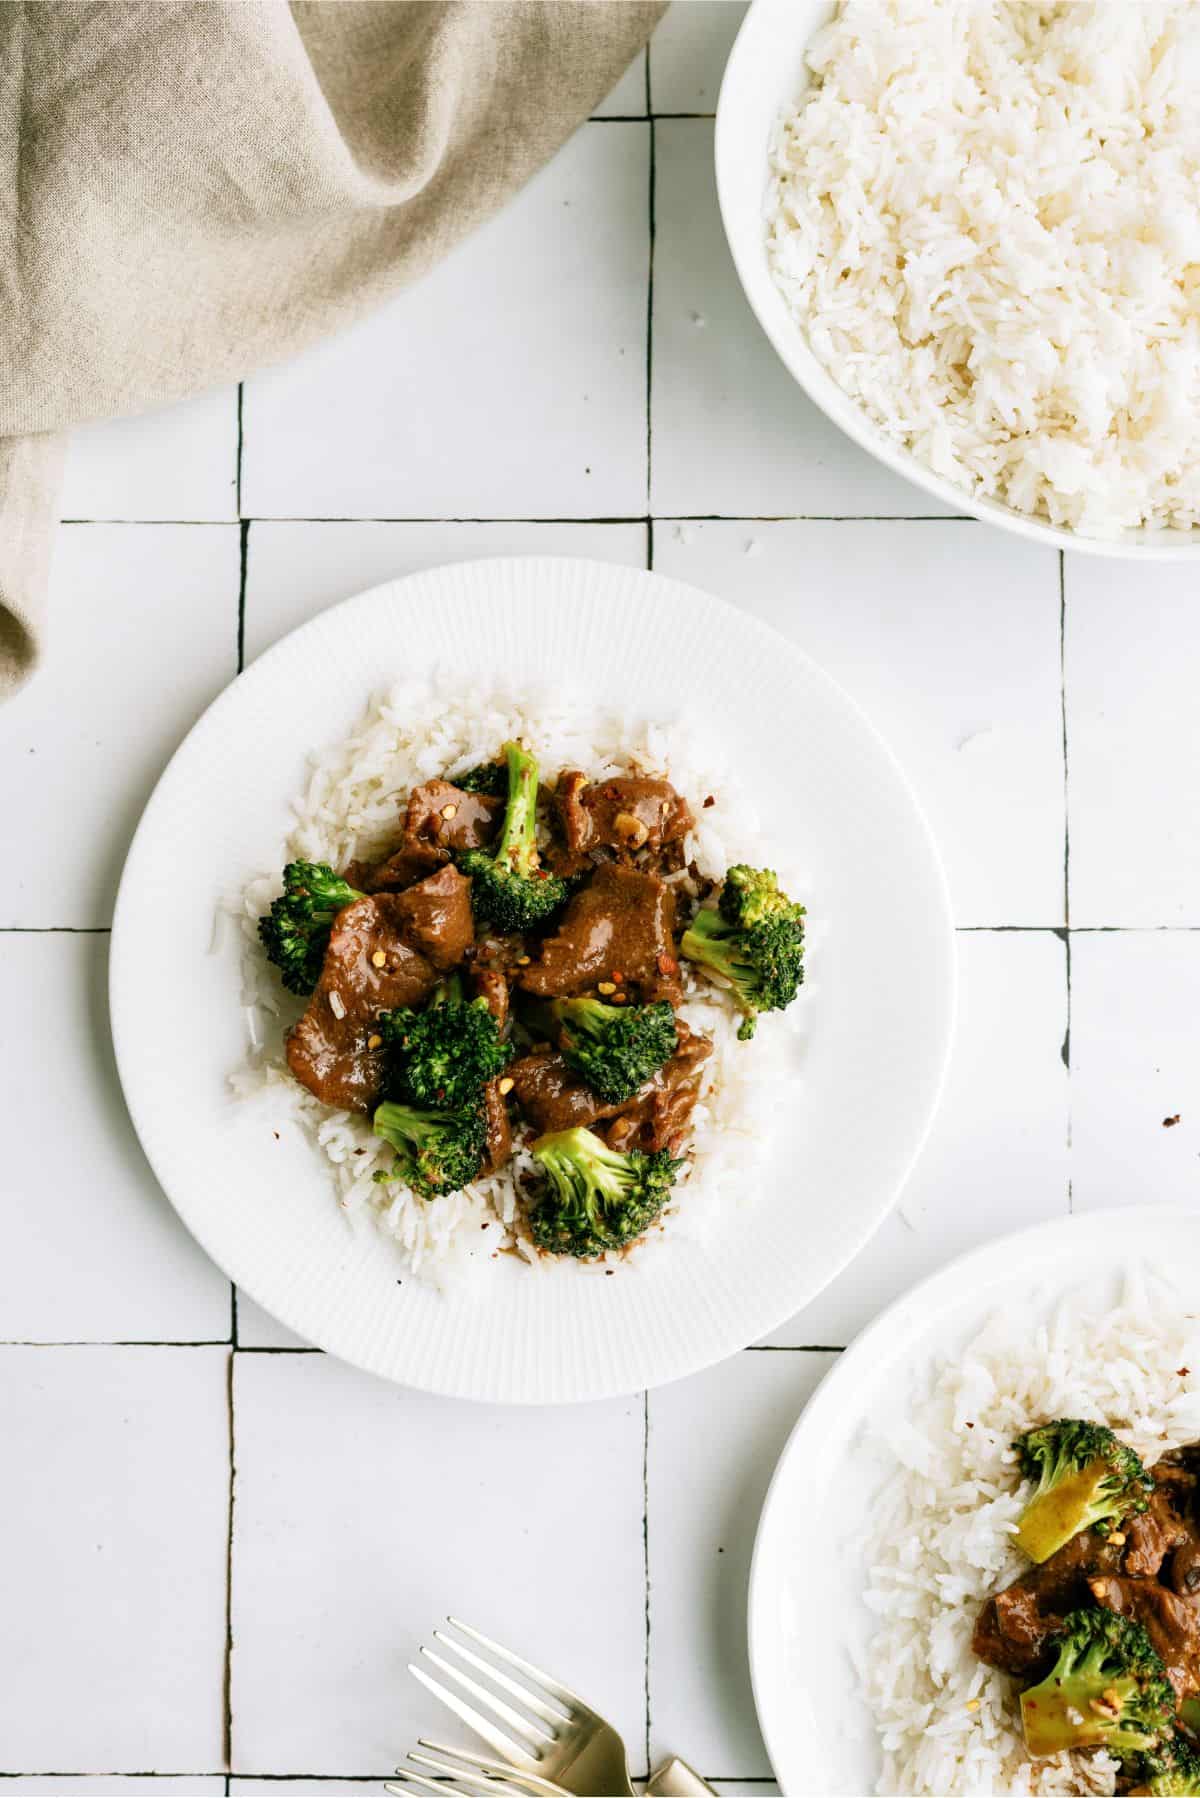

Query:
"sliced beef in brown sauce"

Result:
[[1124, 1465, 1196, 1580], [1089, 1573, 1200, 1698], [518, 863, 682, 1005], [388, 864, 474, 971], [405, 780, 501, 855], [286, 895, 438, 1112], [972, 1529, 1123, 1680], [470, 966, 510, 1031], [505, 1051, 624, 1136], [603, 1022, 712, 1156], [555, 772, 692, 857], [482, 1080, 513, 1173], [344, 841, 448, 894]]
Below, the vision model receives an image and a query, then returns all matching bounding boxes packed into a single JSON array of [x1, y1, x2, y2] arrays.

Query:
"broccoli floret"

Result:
[[1129, 1731, 1200, 1794], [457, 740, 568, 933], [1013, 1419, 1153, 1563], [549, 996, 679, 1104], [454, 760, 508, 797], [257, 861, 365, 995], [1020, 1608, 1174, 1760], [372, 1099, 486, 1199], [680, 863, 805, 1041], [380, 981, 512, 1109], [529, 1126, 683, 1258]]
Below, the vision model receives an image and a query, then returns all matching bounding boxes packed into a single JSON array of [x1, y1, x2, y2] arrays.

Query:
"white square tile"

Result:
[[0, 1346, 229, 1772], [243, 520, 647, 664], [9, 1783, 224, 1794], [231, 1356, 645, 1774], [0, 524, 238, 928], [0, 935, 231, 1343], [1066, 559, 1200, 927], [594, 48, 647, 116], [230, 1787, 382, 1796], [234, 1292, 311, 1351], [61, 388, 239, 523], [1071, 932, 1200, 1211], [242, 127, 648, 520], [774, 929, 1069, 1346], [649, 3, 747, 112], [653, 519, 1064, 926], [647, 1350, 835, 1779], [650, 121, 957, 519]]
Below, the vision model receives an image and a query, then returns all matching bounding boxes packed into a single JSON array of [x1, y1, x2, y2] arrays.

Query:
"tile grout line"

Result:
[[59, 511, 972, 526], [645, 116, 656, 515], [224, 1349, 237, 1774], [235, 382, 244, 518]]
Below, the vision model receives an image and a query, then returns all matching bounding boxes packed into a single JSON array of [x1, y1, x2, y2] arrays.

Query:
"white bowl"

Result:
[[714, 0, 1200, 560]]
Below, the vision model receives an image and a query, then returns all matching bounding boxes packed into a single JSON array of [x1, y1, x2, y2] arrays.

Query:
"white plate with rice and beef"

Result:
[[109, 556, 954, 1402], [750, 1207, 1200, 1797]]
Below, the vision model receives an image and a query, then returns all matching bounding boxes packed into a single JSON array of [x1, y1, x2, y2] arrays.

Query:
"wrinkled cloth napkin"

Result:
[[0, 0, 662, 695]]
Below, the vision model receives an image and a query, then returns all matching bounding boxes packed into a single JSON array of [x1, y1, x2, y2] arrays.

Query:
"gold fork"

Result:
[[400, 1616, 713, 1797]]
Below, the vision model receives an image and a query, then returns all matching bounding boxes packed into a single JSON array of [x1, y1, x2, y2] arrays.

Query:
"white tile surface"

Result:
[[0, 524, 237, 928], [1066, 558, 1200, 927], [242, 126, 649, 521], [0, 935, 231, 1343], [61, 387, 239, 523], [649, 3, 748, 112], [647, 1351, 835, 1778], [1071, 932, 1200, 1212], [594, 46, 647, 116], [234, 1291, 311, 1351], [650, 121, 958, 520], [243, 519, 647, 664], [231, 1355, 645, 1775], [7, 1783, 224, 1794], [774, 929, 1069, 1346], [0, 1347, 229, 1772], [230, 1787, 384, 1796], [654, 519, 1064, 926]]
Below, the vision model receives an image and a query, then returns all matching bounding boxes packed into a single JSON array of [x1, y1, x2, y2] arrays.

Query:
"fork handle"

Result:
[[645, 1756, 716, 1797]]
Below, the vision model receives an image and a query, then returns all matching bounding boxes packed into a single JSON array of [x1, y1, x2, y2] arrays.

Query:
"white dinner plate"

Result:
[[748, 1205, 1200, 1796], [110, 556, 954, 1402]]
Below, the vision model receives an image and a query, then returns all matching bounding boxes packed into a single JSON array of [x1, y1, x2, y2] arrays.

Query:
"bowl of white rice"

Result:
[[715, 0, 1200, 556]]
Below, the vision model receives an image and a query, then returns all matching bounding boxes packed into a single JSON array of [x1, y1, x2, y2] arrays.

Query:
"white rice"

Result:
[[230, 673, 804, 1287], [766, 1, 1200, 538], [864, 1270, 1200, 1795]]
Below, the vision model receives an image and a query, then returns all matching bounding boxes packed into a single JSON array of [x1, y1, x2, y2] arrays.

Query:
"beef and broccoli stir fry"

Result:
[[973, 1418, 1200, 1792], [257, 740, 806, 1259]]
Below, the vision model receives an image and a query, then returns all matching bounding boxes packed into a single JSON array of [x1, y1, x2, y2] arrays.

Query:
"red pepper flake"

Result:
[[611, 970, 624, 983], [965, 1421, 975, 1429], [657, 953, 678, 975], [1180, 1367, 1191, 1377], [703, 795, 715, 809], [1164, 1114, 1182, 1127]]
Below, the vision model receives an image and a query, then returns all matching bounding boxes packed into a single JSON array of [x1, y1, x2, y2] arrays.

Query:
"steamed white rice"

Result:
[[864, 1271, 1200, 1795], [767, 1, 1200, 537], [231, 675, 804, 1287]]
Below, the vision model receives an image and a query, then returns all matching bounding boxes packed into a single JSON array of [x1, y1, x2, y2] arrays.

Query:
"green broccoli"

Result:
[[457, 740, 568, 933], [1128, 1731, 1200, 1795], [1019, 1608, 1174, 1759], [258, 861, 365, 995], [379, 979, 512, 1109], [1012, 1419, 1153, 1563], [548, 996, 678, 1104], [680, 864, 805, 1041], [372, 1099, 486, 1199], [453, 760, 508, 797], [529, 1126, 682, 1258]]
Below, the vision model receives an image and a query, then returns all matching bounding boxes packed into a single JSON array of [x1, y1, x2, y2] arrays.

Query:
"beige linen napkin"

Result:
[[0, 0, 662, 695]]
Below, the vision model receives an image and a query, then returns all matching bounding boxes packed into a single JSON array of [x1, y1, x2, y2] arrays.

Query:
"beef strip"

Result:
[[344, 841, 448, 894], [518, 863, 682, 1005], [470, 966, 510, 1030], [387, 864, 474, 971], [286, 895, 438, 1112], [555, 772, 692, 857], [482, 1079, 513, 1172], [1125, 1466, 1196, 1579], [972, 1531, 1123, 1679], [505, 1051, 625, 1136], [603, 1021, 712, 1156], [1089, 1573, 1200, 1698], [405, 780, 501, 854]]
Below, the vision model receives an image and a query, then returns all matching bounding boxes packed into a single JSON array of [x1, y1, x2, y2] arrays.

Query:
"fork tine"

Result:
[[387, 1773, 476, 1798], [420, 1645, 555, 1747], [388, 1776, 523, 1798], [408, 1747, 554, 1795], [415, 1740, 568, 1796], [432, 1627, 570, 1726], [408, 1660, 541, 1767], [446, 1616, 585, 1712]]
